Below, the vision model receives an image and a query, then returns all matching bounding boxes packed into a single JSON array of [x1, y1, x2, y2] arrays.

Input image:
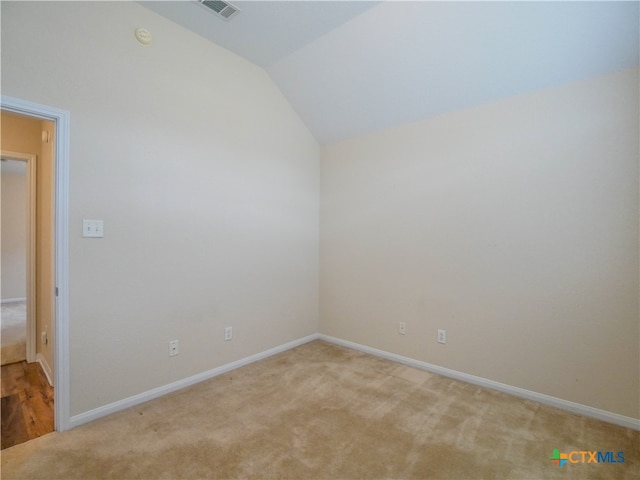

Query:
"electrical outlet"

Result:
[[398, 322, 406, 335], [224, 326, 233, 341], [437, 329, 446, 344], [169, 339, 179, 356]]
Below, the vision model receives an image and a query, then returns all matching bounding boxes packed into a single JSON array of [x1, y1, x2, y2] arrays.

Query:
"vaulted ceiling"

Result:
[[142, 1, 640, 145]]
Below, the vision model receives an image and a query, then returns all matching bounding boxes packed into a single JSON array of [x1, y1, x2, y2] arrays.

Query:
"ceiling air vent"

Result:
[[198, 0, 241, 21]]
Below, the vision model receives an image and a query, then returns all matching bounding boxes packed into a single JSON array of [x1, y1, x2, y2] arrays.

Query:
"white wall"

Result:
[[1, 161, 27, 300], [2, 2, 319, 415], [321, 68, 639, 419], [3, 0, 636, 424]]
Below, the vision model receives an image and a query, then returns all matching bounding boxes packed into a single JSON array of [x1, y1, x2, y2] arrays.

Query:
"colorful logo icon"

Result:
[[549, 449, 568, 467]]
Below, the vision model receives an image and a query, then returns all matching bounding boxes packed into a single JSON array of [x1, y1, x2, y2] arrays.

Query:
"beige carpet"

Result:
[[1, 340, 638, 479], [1, 302, 27, 366]]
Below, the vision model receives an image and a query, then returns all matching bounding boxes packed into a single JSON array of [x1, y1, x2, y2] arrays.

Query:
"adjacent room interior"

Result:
[[1, 157, 28, 367], [1, 111, 56, 449], [1, 1, 638, 477]]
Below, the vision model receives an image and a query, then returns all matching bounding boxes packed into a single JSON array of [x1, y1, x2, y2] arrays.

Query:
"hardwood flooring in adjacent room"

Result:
[[1, 361, 54, 449]]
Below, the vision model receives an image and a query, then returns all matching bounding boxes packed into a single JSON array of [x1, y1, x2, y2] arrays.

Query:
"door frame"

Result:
[[1, 95, 70, 432], [1, 151, 37, 364]]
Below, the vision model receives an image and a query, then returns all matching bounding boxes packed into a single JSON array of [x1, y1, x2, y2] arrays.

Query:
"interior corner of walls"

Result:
[[36, 352, 54, 387]]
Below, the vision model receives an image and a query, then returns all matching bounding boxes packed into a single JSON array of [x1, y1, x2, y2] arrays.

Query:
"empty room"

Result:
[[1, 1, 638, 478]]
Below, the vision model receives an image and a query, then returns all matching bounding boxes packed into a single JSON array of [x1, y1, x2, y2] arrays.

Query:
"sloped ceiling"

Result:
[[142, 1, 639, 145]]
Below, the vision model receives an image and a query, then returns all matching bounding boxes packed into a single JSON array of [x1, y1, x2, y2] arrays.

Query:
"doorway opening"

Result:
[[1, 155, 33, 366], [1, 113, 55, 448], [0, 95, 70, 439]]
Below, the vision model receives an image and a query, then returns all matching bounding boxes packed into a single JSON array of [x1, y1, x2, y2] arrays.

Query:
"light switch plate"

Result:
[[83, 219, 104, 238]]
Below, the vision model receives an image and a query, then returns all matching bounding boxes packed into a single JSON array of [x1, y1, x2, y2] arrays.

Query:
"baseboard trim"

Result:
[[68, 334, 320, 429], [36, 353, 54, 387], [1, 297, 27, 304], [66, 332, 639, 432], [318, 334, 640, 431]]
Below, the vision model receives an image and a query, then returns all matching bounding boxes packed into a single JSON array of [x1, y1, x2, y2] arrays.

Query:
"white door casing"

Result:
[[1, 95, 70, 432]]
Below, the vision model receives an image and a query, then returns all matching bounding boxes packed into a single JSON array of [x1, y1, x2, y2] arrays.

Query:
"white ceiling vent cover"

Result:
[[197, 0, 241, 21]]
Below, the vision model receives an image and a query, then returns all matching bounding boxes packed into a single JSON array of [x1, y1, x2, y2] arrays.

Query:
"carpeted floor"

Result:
[[1, 301, 27, 366], [1, 340, 638, 479]]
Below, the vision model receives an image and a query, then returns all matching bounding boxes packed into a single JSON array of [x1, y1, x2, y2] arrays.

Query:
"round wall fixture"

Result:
[[134, 28, 152, 46]]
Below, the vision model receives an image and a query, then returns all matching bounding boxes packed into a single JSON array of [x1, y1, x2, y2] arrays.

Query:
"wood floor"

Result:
[[1, 361, 54, 450]]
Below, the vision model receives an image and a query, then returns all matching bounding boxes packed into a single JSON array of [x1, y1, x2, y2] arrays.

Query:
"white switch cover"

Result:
[[83, 219, 104, 238]]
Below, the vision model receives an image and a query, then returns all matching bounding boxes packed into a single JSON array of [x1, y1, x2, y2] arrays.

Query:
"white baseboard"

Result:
[[65, 332, 639, 432], [1, 297, 27, 304], [318, 334, 640, 431], [68, 334, 320, 429], [36, 353, 54, 387]]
